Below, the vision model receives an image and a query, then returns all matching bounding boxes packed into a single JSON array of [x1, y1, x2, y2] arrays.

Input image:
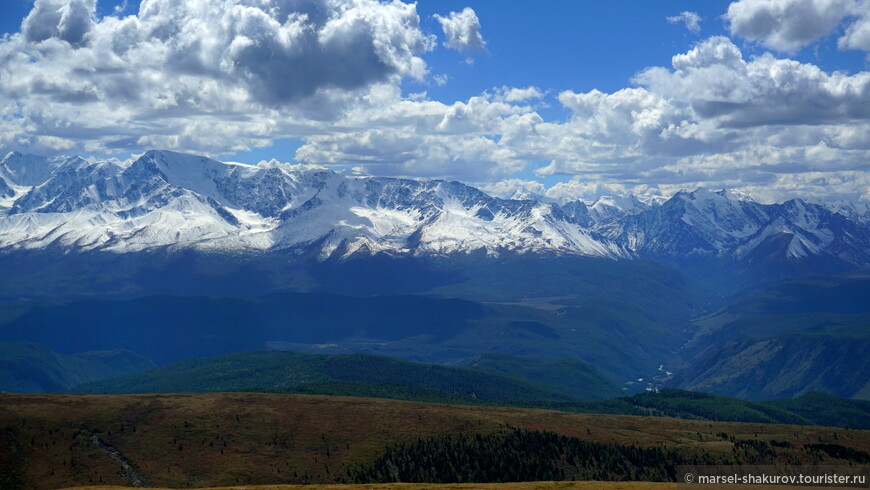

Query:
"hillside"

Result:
[[75, 351, 575, 403], [0, 285, 690, 382], [461, 353, 622, 400], [541, 389, 870, 429], [73, 352, 869, 430], [674, 276, 870, 400], [41, 484, 687, 490], [0, 342, 153, 393], [2, 393, 868, 488], [690, 276, 870, 342], [765, 392, 870, 430], [675, 330, 870, 400]]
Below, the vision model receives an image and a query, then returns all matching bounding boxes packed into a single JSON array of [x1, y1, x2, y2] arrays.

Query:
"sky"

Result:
[[1, 0, 869, 203]]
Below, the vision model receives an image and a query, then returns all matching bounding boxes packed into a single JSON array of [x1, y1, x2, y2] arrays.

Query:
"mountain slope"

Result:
[[0, 287, 689, 381], [0, 341, 153, 392], [673, 329, 870, 400], [0, 150, 626, 259], [72, 351, 870, 430], [0, 148, 867, 404], [595, 189, 870, 285], [673, 275, 870, 400], [462, 353, 622, 400], [75, 350, 575, 403], [0, 150, 867, 274], [765, 392, 870, 429]]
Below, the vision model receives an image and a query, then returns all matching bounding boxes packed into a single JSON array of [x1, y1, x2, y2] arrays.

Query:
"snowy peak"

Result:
[[508, 189, 559, 205], [0, 150, 866, 268], [717, 188, 754, 203], [591, 187, 869, 266], [0, 174, 13, 199], [821, 200, 870, 225], [0, 151, 626, 258], [670, 188, 767, 240], [588, 194, 649, 222], [0, 152, 83, 187]]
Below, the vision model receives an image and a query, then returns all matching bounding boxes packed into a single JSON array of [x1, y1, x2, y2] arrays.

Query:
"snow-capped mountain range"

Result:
[[1, 150, 868, 267]]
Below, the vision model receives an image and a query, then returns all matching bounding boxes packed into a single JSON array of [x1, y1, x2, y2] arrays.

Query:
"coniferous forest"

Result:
[[350, 428, 727, 484]]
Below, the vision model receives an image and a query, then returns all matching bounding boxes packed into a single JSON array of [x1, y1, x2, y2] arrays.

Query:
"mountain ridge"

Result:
[[1, 149, 868, 272]]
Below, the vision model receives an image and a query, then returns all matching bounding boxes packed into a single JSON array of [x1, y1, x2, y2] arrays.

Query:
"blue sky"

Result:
[[1, 0, 869, 202]]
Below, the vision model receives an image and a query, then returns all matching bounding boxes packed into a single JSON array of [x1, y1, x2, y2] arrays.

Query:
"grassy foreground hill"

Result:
[[2, 393, 869, 489], [50, 484, 853, 490]]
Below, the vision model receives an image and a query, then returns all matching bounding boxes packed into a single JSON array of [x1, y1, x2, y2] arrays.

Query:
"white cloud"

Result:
[[293, 89, 535, 181], [545, 180, 634, 202], [477, 179, 546, 199], [725, 0, 860, 53], [529, 37, 870, 202], [667, 11, 701, 34], [637, 37, 870, 128], [298, 131, 520, 181], [434, 7, 485, 53], [287, 34, 870, 201], [499, 86, 544, 103], [2, 1, 870, 203], [0, 0, 436, 155], [839, 9, 870, 53], [432, 74, 449, 86], [112, 0, 129, 15], [22, 0, 97, 47]]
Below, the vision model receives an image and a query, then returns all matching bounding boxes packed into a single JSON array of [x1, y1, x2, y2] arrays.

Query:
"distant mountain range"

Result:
[[1, 149, 868, 270], [0, 149, 867, 403], [6, 343, 867, 430]]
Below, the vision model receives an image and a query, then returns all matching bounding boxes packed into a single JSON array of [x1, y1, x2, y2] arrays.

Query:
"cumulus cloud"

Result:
[[499, 86, 544, 102], [22, 0, 97, 47], [526, 36, 870, 202], [477, 179, 546, 199], [289, 33, 870, 202], [0, 0, 436, 154], [667, 11, 701, 34], [637, 36, 870, 127], [725, 0, 861, 53], [293, 88, 536, 180], [282, 36, 870, 201], [839, 9, 870, 52], [434, 7, 485, 53]]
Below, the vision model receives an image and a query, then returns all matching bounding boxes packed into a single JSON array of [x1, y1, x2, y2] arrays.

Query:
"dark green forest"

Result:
[[349, 428, 701, 483], [347, 427, 870, 484]]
